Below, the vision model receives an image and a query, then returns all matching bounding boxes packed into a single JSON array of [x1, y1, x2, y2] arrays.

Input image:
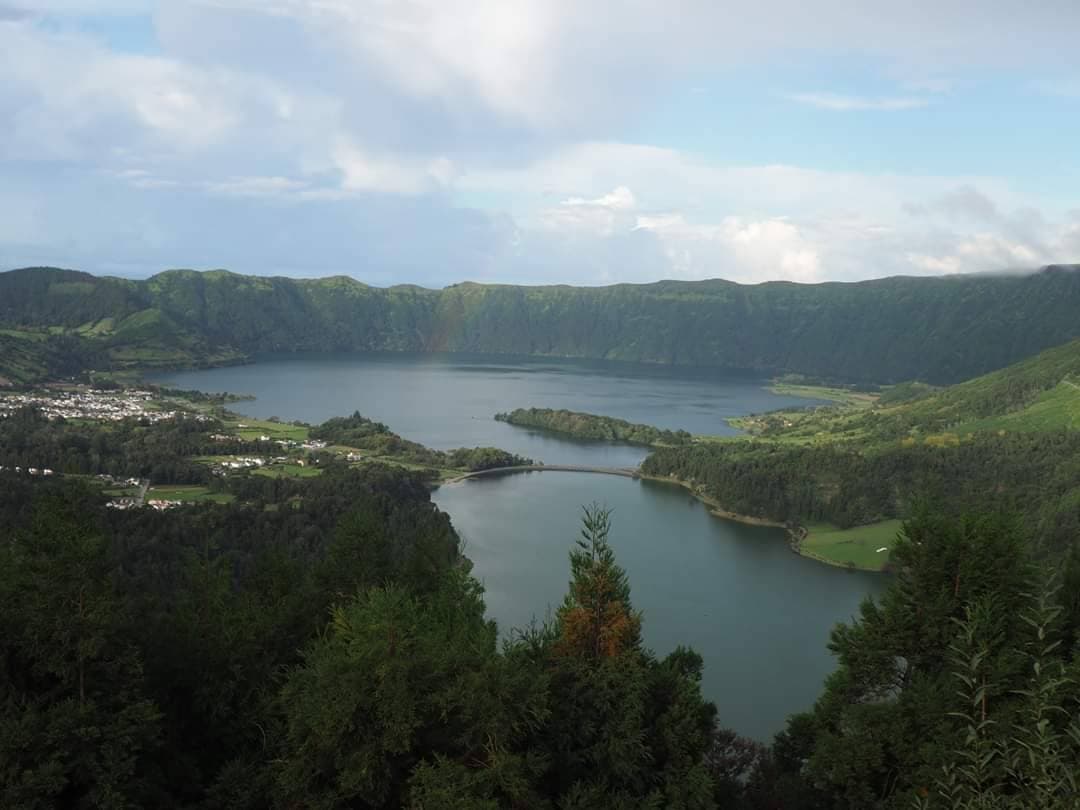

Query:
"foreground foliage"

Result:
[[3, 407, 1079, 808], [743, 513, 1080, 810], [0, 471, 720, 808]]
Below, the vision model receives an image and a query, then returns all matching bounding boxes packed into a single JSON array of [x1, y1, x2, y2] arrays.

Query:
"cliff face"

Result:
[[3, 265, 1079, 384]]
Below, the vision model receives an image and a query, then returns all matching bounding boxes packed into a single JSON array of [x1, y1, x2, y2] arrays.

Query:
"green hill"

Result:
[[2, 264, 1080, 384], [734, 338, 1080, 443], [899, 337, 1080, 433], [644, 340, 1080, 561]]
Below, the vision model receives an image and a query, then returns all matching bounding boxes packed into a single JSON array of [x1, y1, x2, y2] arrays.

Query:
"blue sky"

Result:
[[1, 1, 1078, 287]]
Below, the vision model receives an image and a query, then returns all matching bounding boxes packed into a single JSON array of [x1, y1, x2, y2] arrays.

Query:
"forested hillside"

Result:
[[644, 339, 1080, 558], [2, 431, 1079, 808], [3, 264, 1080, 385]]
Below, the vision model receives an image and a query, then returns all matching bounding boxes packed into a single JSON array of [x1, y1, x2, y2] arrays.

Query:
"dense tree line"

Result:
[[496, 407, 693, 447], [0, 408, 224, 484], [312, 411, 533, 471], [643, 431, 1080, 552], [3, 398, 1080, 807], [750, 511, 1080, 810], [3, 455, 1079, 807], [4, 472, 1079, 809], [1, 472, 724, 808], [5, 265, 1080, 385]]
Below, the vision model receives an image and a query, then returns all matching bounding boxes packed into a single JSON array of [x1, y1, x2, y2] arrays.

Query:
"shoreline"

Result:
[[437, 467, 888, 573], [638, 474, 789, 529], [638, 474, 887, 573], [93, 359, 888, 572]]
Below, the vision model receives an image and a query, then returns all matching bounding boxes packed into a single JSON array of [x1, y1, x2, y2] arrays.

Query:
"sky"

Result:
[[1, 1, 1079, 287]]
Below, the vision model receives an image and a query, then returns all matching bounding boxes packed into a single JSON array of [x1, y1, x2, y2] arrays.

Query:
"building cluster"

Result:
[[109, 497, 181, 511], [268, 437, 328, 451], [146, 499, 182, 511], [211, 434, 327, 452], [0, 465, 55, 476], [0, 388, 209, 423], [210, 456, 269, 475], [98, 473, 143, 487]]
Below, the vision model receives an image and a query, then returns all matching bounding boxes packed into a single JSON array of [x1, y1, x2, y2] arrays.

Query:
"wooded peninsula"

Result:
[[495, 407, 693, 446]]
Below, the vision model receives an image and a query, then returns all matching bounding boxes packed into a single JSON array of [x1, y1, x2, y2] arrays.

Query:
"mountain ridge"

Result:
[[2, 264, 1079, 385]]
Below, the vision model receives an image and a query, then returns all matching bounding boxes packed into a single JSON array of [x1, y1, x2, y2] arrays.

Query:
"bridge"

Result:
[[447, 464, 642, 483]]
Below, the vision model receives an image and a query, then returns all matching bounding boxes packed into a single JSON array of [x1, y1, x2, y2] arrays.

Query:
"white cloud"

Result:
[[165, 0, 662, 131], [1063, 215, 1080, 258], [203, 175, 309, 197], [787, 93, 930, 111], [460, 144, 1075, 283], [908, 233, 1049, 276], [0, 21, 279, 159], [332, 139, 456, 195], [459, 141, 1026, 223], [526, 181, 830, 283], [161, 0, 1080, 142], [1, 1, 1079, 285], [636, 213, 823, 282], [562, 186, 637, 210]]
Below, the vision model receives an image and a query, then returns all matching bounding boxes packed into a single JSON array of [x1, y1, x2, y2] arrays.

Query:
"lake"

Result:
[[159, 352, 823, 467], [158, 352, 888, 740]]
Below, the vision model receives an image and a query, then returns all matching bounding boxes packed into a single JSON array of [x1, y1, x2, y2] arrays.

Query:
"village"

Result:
[[0, 386, 400, 512], [0, 387, 209, 424]]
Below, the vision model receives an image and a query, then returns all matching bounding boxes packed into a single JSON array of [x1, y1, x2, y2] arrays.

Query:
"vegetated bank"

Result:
[[4, 264, 1080, 386], [643, 337, 1080, 570], [311, 410, 534, 474], [495, 407, 693, 447], [0, 390, 534, 496]]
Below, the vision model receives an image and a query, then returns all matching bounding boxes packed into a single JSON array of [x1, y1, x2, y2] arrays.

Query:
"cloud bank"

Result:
[[1, 1, 1078, 285]]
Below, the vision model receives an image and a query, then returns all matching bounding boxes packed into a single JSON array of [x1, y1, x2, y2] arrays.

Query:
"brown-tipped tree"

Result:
[[528, 505, 716, 808], [555, 505, 642, 660]]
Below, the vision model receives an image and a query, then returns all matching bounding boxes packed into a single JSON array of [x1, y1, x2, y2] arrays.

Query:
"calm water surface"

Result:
[[160, 352, 822, 467], [434, 473, 883, 740], [159, 353, 888, 740]]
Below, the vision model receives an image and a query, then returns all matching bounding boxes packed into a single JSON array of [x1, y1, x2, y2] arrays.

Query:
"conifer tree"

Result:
[[802, 510, 1035, 809], [555, 505, 642, 660], [534, 505, 716, 809], [0, 498, 161, 808]]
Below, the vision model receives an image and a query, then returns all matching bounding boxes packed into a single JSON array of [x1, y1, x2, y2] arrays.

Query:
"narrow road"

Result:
[[448, 464, 641, 484], [1063, 378, 1080, 392]]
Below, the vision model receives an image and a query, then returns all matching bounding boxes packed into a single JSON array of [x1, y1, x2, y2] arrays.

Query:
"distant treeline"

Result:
[[496, 407, 693, 447], [4, 264, 1080, 384]]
